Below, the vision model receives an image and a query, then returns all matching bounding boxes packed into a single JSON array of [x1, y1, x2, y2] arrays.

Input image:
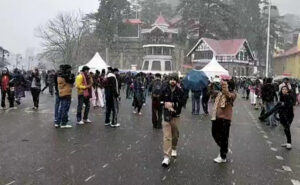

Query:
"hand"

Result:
[[164, 102, 173, 110]]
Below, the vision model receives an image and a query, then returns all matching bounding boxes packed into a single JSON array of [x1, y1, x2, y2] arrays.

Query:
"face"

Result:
[[169, 79, 177, 87], [83, 70, 89, 75], [281, 87, 288, 95]]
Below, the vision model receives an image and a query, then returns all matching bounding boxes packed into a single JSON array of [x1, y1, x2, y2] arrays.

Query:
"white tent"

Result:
[[78, 52, 109, 73], [200, 57, 229, 80]]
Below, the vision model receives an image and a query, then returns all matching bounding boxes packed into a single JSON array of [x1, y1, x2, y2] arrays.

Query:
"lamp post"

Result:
[[265, 0, 271, 77]]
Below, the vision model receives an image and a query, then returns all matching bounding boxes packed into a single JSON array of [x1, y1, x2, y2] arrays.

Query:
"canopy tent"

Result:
[[78, 52, 109, 73], [200, 57, 229, 81]]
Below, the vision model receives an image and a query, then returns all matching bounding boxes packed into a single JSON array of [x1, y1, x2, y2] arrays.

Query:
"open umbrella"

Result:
[[182, 70, 209, 91]]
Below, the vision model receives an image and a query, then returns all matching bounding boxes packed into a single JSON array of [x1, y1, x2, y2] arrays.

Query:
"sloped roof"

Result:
[[152, 15, 169, 27], [274, 46, 300, 58], [187, 38, 253, 58], [125, 19, 143, 25]]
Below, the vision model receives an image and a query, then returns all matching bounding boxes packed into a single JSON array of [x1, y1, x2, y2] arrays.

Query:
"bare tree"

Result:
[[36, 12, 90, 68]]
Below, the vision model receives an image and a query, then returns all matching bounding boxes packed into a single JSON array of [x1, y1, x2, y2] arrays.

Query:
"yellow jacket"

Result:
[[76, 73, 91, 95]]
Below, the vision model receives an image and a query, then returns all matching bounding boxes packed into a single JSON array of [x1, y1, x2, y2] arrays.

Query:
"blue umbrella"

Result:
[[182, 70, 209, 91]]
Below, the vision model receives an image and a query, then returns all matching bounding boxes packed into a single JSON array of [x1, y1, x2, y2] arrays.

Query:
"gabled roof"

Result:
[[187, 38, 254, 59], [152, 15, 170, 27], [274, 46, 300, 58], [141, 26, 178, 34]]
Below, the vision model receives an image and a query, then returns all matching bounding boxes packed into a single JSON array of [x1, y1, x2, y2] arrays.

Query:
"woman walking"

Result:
[[278, 86, 294, 149], [29, 68, 41, 110]]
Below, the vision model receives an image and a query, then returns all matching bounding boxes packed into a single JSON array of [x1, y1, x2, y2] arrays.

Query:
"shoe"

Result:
[[77, 120, 85, 125], [104, 122, 110, 126], [171, 150, 177, 157], [162, 157, 170, 167], [61, 125, 72, 128], [84, 119, 92, 123], [133, 110, 137, 114], [115, 123, 120, 127], [138, 112, 142, 115], [282, 143, 292, 150], [110, 123, 120, 128], [214, 155, 227, 163], [54, 124, 60, 128]]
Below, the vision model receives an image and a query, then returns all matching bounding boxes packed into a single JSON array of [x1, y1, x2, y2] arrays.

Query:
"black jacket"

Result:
[[261, 83, 278, 103], [161, 85, 184, 117], [278, 94, 294, 123]]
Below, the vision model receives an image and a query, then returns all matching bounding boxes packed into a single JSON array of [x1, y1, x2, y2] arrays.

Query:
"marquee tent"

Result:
[[200, 57, 229, 80], [78, 52, 109, 73]]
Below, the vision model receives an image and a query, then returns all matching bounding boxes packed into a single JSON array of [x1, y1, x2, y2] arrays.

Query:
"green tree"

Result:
[[94, 0, 131, 47]]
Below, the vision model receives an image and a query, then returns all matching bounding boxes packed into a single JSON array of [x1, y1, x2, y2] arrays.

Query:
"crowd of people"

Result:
[[0, 65, 297, 167]]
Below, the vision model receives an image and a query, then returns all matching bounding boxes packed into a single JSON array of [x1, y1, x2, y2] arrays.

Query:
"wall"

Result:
[[274, 54, 300, 78]]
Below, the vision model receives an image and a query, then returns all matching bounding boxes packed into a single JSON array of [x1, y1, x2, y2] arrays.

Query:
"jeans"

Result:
[[265, 102, 276, 125], [202, 95, 210, 114], [105, 96, 115, 124], [112, 97, 119, 124], [1, 90, 14, 108], [58, 97, 71, 125], [54, 94, 61, 122], [152, 99, 163, 128], [76, 95, 90, 122], [31, 88, 40, 108], [192, 95, 200, 114], [212, 118, 231, 159]]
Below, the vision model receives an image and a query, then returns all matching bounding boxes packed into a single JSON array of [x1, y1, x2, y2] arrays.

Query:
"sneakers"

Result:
[[60, 125, 72, 128], [162, 157, 170, 167], [138, 112, 142, 115], [214, 155, 227, 163], [133, 110, 137, 114], [110, 123, 121, 128], [171, 150, 177, 157], [281, 143, 292, 150], [77, 120, 85, 125], [54, 124, 60, 128], [104, 122, 110, 126], [84, 119, 92, 123]]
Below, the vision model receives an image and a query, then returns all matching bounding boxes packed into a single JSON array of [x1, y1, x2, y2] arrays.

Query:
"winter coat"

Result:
[[57, 76, 73, 98], [261, 83, 278, 103], [278, 94, 294, 123], [161, 85, 184, 117]]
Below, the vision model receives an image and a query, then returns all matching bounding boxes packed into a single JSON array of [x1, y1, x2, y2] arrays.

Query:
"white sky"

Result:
[[0, 0, 298, 55]]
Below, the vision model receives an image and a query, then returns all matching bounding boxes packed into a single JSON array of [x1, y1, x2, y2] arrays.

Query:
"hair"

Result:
[[227, 79, 235, 92]]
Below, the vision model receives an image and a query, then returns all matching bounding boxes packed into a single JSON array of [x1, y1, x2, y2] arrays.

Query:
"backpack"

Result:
[[152, 80, 162, 99]]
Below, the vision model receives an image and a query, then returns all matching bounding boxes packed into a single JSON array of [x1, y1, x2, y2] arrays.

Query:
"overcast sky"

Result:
[[0, 0, 299, 55]]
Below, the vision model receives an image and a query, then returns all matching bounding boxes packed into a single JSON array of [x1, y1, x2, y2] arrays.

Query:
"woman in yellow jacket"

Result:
[[76, 66, 93, 124]]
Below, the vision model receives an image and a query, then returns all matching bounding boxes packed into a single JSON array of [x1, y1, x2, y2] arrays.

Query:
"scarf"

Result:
[[82, 73, 91, 98], [211, 92, 226, 121]]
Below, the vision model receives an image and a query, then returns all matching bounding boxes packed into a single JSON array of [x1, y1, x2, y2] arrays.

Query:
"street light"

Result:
[[265, 0, 271, 77]]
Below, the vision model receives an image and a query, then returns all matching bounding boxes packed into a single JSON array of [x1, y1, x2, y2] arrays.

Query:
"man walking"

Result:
[[211, 79, 236, 163], [76, 66, 92, 125], [161, 74, 184, 167], [261, 78, 278, 126]]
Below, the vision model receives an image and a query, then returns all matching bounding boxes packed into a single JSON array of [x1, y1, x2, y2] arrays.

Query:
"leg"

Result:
[[157, 105, 163, 128], [212, 120, 222, 148], [55, 95, 61, 123], [105, 97, 113, 124], [170, 118, 180, 150], [152, 101, 158, 128], [83, 97, 90, 120], [61, 97, 71, 125], [192, 95, 195, 114], [1, 90, 6, 108], [219, 119, 231, 159], [196, 98, 200, 114], [163, 121, 172, 157], [76, 95, 84, 122], [35, 89, 40, 108]]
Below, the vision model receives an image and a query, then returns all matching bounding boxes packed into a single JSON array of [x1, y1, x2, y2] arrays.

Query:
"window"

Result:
[[146, 48, 152, 55], [163, 48, 171, 55], [143, 61, 149, 70], [194, 51, 213, 60], [165, 61, 172, 71], [152, 61, 161, 71], [154, 47, 162, 55]]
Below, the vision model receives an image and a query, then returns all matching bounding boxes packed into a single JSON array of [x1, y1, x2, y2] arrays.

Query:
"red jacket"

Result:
[[1, 75, 10, 91]]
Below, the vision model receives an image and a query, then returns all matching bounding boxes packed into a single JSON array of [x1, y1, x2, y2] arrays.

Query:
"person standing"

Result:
[[1, 68, 14, 109], [278, 86, 294, 149], [91, 70, 105, 108], [202, 85, 210, 115], [132, 73, 144, 115], [211, 79, 237, 163], [104, 67, 120, 128], [149, 73, 163, 129], [29, 68, 41, 110], [191, 90, 201, 115], [261, 78, 278, 126], [76, 66, 93, 125], [56, 65, 75, 128], [161, 74, 184, 167]]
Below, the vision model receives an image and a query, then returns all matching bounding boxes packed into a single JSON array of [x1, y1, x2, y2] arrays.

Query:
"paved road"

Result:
[[0, 90, 300, 185]]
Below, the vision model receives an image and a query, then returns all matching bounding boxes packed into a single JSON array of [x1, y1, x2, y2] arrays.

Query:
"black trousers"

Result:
[[1, 90, 14, 108], [280, 116, 293, 144], [76, 95, 90, 122], [246, 89, 250, 100], [105, 96, 115, 124], [212, 118, 231, 159], [202, 95, 210, 114], [152, 99, 162, 128], [30, 88, 40, 108]]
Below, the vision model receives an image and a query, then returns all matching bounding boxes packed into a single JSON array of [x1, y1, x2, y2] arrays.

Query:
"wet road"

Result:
[[0, 90, 300, 185]]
